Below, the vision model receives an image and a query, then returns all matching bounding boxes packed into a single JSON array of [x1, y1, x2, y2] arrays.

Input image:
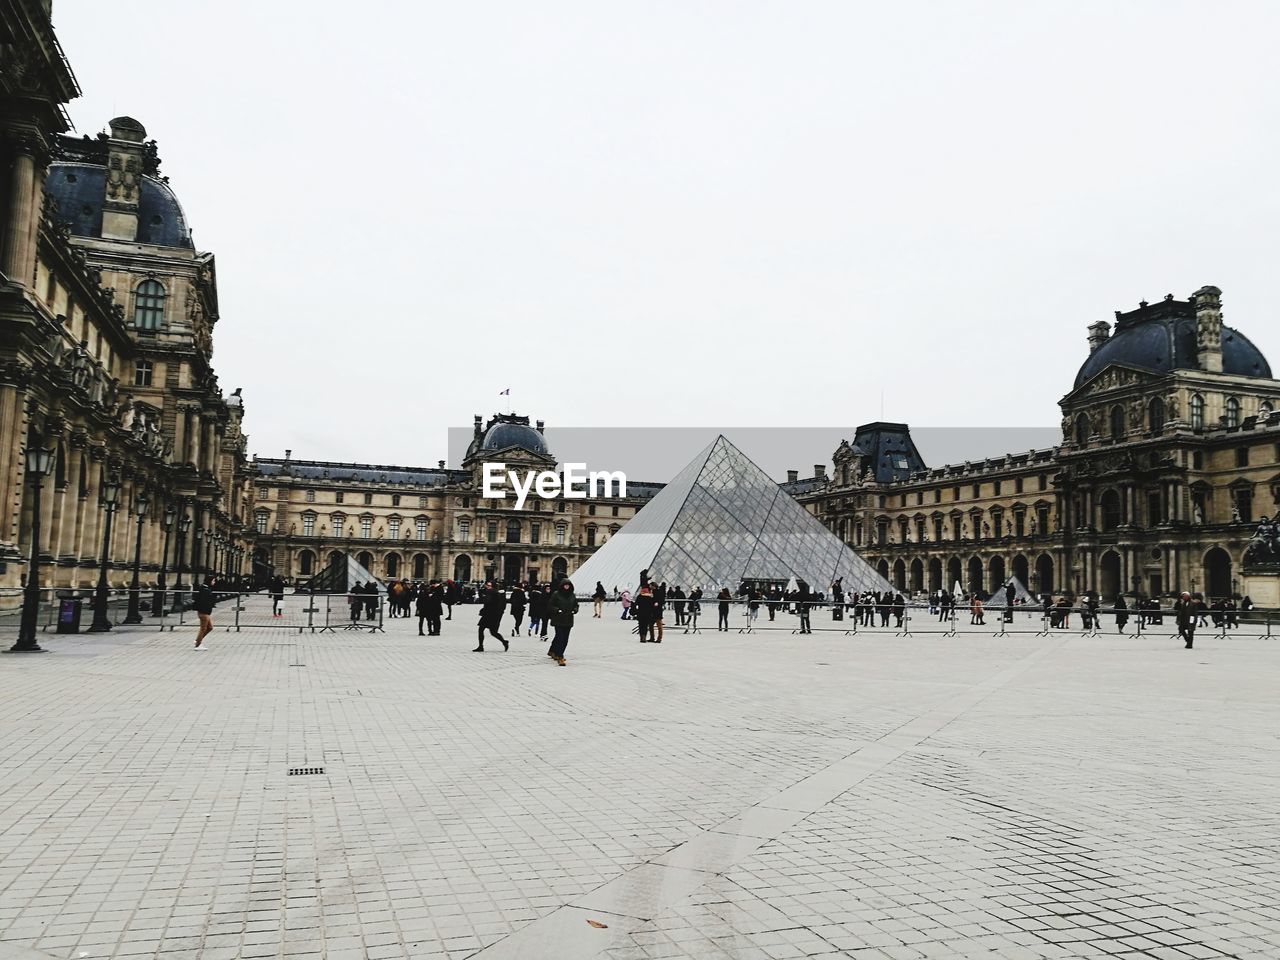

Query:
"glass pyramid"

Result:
[[570, 436, 894, 596]]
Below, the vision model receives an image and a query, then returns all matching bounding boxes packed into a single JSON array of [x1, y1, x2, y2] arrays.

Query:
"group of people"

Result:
[[473, 579, 579, 664], [385, 579, 460, 620]]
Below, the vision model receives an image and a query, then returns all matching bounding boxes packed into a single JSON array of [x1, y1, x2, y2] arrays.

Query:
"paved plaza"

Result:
[[0, 597, 1278, 960]]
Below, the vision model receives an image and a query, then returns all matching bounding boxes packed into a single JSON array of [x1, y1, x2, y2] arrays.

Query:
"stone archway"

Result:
[[928, 557, 943, 593], [1204, 547, 1232, 599], [988, 555, 1006, 594], [947, 557, 962, 593], [892, 559, 906, 591], [876, 558, 890, 582], [453, 554, 472, 583], [1036, 554, 1054, 596], [967, 556, 983, 596], [1099, 550, 1122, 601], [909, 558, 924, 594], [1012, 554, 1029, 588]]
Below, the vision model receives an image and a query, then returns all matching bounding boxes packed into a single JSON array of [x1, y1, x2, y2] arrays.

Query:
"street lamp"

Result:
[[152, 503, 176, 617], [172, 513, 191, 611], [193, 526, 204, 584], [89, 475, 122, 632], [123, 491, 151, 623], [11, 445, 56, 652]]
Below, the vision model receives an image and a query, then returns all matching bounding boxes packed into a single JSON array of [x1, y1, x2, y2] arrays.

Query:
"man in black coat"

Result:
[[1174, 591, 1196, 649], [474, 582, 509, 652]]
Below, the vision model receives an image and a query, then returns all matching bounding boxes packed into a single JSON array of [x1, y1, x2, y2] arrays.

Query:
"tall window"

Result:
[[255, 511, 269, 534], [133, 280, 165, 330], [302, 514, 315, 536], [458, 518, 471, 540], [1110, 405, 1125, 440], [332, 514, 346, 537], [586, 525, 597, 547], [1148, 396, 1165, 436], [486, 520, 498, 542], [1225, 396, 1241, 428], [388, 517, 401, 539], [1075, 413, 1090, 445], [507, 520, 521, 543], [1190, 394, 1205, 430], [360, 517, 372, 539], [133, 360, 153, 387], [530, 521, 540, 544], [555, 523, 566, 545], [416, 517, 428, 540]]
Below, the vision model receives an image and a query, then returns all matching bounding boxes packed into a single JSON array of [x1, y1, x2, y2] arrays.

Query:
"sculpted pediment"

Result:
[[1063, 363, 1163, 403]]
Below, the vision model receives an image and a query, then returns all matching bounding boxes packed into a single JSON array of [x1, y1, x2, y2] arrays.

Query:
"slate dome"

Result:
[[480, 420, 549, 457], [1073, 295, 1270, 389], [45, 162, 194, 249]]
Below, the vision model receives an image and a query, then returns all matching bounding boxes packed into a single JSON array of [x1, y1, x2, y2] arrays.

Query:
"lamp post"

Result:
[[11, 445, 56, 652], [89, 475, 122, 632], [152, 503, 176, 616], [123, 491, 151, 623], [193, 527, 204, 584], [172, 513, 191, 611]]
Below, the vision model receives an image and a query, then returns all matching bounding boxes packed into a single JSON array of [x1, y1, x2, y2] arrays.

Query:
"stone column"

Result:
[[1, 141, 40, 286], [0, 383, 25, 552]]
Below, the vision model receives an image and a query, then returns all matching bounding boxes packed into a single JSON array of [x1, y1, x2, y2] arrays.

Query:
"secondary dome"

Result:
[[1074, 291, 1270, 389], [46, 162, 194, 248], [470, 413, 551, 458]]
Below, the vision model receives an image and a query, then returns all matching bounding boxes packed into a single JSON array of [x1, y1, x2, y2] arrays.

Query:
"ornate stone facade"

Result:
[[795, 289, 1280, 602], [247, 413, 657, 587], [0, 2, 252, 601]]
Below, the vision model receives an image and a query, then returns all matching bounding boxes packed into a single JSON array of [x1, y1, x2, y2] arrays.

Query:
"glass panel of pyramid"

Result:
[[570, 435, 894, 596]]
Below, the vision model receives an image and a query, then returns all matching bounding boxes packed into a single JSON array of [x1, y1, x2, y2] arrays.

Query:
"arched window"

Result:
[[1190, 394, 1205, 430], [298, 549, 315, 575], [1261, 400, 1274, 419], [1110, 405, 1125, 440], [133, 280, 166, 330], [1148, 396, 1165, 436], [1075, 413, 1090, 445], [1225, 396, 1241, 428]]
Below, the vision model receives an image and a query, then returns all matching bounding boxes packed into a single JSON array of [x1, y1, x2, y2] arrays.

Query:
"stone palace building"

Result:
[[794, 287, 1279, 602], [1, 0, 253, 601]]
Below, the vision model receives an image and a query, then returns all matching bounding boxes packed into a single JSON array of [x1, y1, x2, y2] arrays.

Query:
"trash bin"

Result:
[[56, 597, 82, 634]]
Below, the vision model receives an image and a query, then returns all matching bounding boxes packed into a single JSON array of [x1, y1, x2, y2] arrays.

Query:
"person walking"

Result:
[[970, 594, 984, 625], [415, 582, 430, 635], [892, 592, 906, 628], [1114, 594, 1129, 634], [592, 581, 606, 618], [270, 574, 286, 618], [548, 579, 578, 666], [473, 581, 509, 652], [716, 587, 731, 632], [509, 583, 527, 636], [538, 584, 552, 638], [424, 580, 444, 636], [528, 583, 547, 637], [1174, 591, 1196, 649], [671, 586, 687, 626], [634, 584, 657, 642], [194, 578, 215, 649]]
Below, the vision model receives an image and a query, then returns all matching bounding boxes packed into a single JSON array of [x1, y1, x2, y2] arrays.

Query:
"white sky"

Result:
[[56, 1, 1280, 471]]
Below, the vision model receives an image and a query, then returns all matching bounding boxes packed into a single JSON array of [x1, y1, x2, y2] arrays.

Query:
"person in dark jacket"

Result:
[[716, 587, 731, 632], [444, 579, 457, 620], [796, 580, 812, 634], [194, 579, 215, 649], [508, 583, 527, 636], [548, 579, 578, 665], [270, 575, 286, 617], [473, 582, 509, 652], [634, 585, 657, 641], [592, 581, 607, 618], [1174, 591, 1196, 649], [1114, 594, 1129, 634], [423, 580, 444, 635], [892, 593, 906, 628], [528, 584, 547, 636], [537, 584, 552, 637]]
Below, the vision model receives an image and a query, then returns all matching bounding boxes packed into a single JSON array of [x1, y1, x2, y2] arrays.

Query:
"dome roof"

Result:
[[481, 420, 549, 457], [45, 162, 194, 248], [1074, 297, 1270, 389]]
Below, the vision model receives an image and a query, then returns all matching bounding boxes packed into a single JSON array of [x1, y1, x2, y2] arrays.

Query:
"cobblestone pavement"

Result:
[[0, 597, 1277, 960]]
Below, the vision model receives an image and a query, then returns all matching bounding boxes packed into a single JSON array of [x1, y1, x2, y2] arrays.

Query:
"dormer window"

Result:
[[133, 280, 165, 330], [1190, 394, 1205, 430], [1225, 396, 1241, 428]]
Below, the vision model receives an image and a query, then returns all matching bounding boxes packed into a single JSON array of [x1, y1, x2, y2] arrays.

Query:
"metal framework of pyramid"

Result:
[[296, 552, 388, 594], [983, 575, 1035, 608], [570, 436, 894, 597]]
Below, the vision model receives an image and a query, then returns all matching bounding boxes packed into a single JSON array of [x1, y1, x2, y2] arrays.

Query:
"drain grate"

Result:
[[288, 766, 325, 776]]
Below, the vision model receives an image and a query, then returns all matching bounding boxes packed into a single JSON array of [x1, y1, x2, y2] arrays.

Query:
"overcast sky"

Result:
[[56, 1, 1280, 476]]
